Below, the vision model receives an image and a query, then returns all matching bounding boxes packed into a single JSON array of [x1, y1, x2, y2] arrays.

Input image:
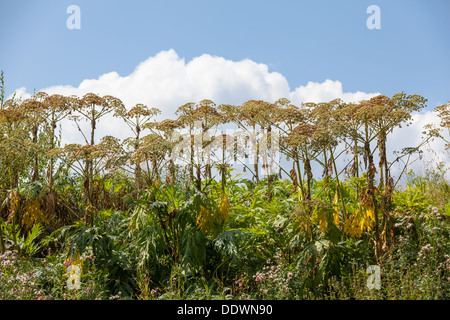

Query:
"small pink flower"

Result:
[[64, 259, 74, 267]]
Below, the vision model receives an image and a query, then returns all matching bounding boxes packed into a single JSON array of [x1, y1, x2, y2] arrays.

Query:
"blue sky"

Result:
[[0, 0, 449, 110]]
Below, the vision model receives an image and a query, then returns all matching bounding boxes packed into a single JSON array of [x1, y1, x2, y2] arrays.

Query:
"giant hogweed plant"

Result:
[[0, 71, 448, 300]]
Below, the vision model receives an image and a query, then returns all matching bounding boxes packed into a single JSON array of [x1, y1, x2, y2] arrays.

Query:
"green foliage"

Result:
[[2, 223, 43, 257], [56, 210, 136, 297]]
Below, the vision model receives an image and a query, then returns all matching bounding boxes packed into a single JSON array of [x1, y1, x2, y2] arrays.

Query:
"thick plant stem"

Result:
[[134, 123, 142, 191], [364, 121, 380, 260], [253, 125, 259, 183], [322, 148, 332, 203], [196, 164, 202, 191], [294, 151, 305, 199], [353, 137, 360, 197], [49, 117, 56, 191], [329, 146, 347, 221], [190, 130, 194, 187], [31, 125, 39, 182], [303, 145, 313, 202], [354, 138, 359, 178], [378, 132, 385, 190], [221, 136, 226, 193]]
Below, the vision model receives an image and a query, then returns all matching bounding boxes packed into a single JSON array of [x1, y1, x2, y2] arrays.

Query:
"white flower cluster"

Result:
[[0, 250, 18, 268]]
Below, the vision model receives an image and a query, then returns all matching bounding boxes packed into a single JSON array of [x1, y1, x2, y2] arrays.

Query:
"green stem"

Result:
[[329, 145, 347, 222]]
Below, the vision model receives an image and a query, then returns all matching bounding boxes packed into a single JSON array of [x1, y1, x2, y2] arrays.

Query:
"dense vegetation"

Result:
[[0, 71, 449, 300]]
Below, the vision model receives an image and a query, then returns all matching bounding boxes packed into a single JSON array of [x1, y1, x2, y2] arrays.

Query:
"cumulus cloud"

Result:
[[290, 79, 378, 104], [10, 49, 380, 117]]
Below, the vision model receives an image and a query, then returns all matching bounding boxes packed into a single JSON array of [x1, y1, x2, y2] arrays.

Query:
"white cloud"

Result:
[[10, 49, 380, 117], [290, 79, 376, 104], [8, 86, 31, 101]]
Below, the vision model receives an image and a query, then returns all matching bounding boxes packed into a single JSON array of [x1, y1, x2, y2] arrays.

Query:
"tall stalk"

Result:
[[43, 94, 73, 191], [72, 93, 124, 224]]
